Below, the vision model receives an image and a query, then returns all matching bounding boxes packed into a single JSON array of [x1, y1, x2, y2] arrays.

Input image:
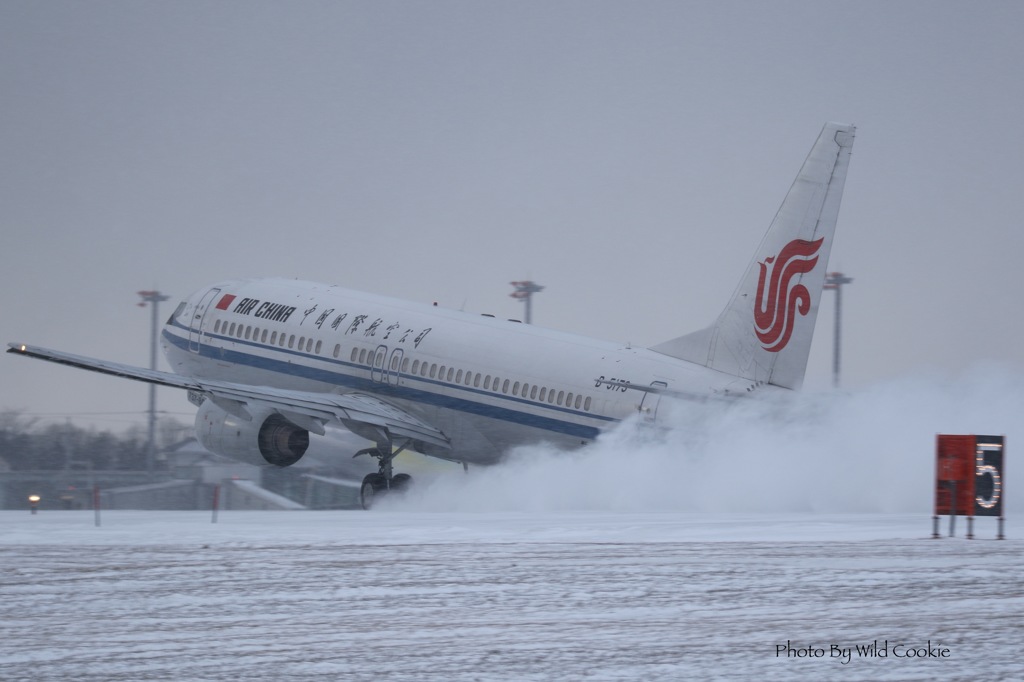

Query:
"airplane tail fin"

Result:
[[650, 122, 855, 390]]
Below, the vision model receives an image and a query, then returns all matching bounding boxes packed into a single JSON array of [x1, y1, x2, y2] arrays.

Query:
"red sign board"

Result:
[[935, 434, 1006, 517]]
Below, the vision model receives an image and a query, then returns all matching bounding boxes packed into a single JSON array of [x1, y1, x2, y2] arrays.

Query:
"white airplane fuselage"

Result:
[[163, 277, 766, 465]]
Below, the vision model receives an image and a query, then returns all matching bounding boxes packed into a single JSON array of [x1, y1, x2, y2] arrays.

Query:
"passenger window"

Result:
[[288, 335, 295, 349], [556, 390, 564, 405], [315, 340, 322, 354], [261, 329, 268, 343], [271, 331, 278, 345], [429, 364, 437, 379], [521, 383, 530, 398], [539, 387, 547, 402], [512, 381, 520, 395], [483, 376, 491, 390], [214, 320, 221, 334], [244, 326, 252, 340], [575, 394, 583, 409], [566, 392, 573, 407], [584, 396, 592, 411], [473, 373, 481, 388], [530, 385, 538, 400], [447, 367, 454, 382], [439, 365, 446, 380], [412, 360, 420, 374], [502, 379, 510, 393], [456, 370, 463, 384], [333, 344, 340, 358], [421, 362, 428, 377], [351, 348, 359, 362], [402, 357, 410, 372], [391, 355, 400, 370]]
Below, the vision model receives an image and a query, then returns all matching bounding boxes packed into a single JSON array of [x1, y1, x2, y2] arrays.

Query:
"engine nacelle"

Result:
[[194, 400, 309, 467]]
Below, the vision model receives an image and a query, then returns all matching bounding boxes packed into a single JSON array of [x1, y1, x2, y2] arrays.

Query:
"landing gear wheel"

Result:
[[360, 473, 387, 510], [355, 437, 415, 510]]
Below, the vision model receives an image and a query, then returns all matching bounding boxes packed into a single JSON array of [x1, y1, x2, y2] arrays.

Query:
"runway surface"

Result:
[[0, 511, 1020, 681]]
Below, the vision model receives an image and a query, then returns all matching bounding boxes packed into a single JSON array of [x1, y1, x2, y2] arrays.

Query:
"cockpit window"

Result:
[[167, 302, 187, 325]]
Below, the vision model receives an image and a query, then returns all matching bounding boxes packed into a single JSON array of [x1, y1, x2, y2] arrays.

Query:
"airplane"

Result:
[[9, 122, 855, 508]]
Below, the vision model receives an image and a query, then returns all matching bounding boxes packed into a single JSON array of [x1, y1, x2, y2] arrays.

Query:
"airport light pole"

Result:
[[509, 281, 544, 324], [823, 272, 853, 388], [137, 290, 170, 473]]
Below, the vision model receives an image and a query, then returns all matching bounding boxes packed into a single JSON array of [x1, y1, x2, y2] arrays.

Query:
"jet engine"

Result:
[[194, 400, 309, 467]]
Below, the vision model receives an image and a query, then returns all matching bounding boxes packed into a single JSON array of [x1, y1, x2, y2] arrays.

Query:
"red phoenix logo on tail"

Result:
[[754, 238, 824, 352]]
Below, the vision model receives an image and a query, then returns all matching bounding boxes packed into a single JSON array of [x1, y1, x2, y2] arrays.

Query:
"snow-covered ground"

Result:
[[1, 510, 1019, 681], [3, 371, 1021, 679]]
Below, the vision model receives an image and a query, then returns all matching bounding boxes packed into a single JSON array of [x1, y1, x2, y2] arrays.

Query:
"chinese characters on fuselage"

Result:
[[230, 296, 431, 348]]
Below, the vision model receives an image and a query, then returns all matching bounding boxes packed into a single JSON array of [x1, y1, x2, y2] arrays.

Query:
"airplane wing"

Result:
[[7, 343, 450, 451]]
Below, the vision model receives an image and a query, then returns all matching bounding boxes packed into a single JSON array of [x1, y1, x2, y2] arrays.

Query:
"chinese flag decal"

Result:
[[215, 294, 236, 311]]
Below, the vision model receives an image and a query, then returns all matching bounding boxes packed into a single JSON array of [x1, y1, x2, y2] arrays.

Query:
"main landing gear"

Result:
[[355, 438, 413, 510]]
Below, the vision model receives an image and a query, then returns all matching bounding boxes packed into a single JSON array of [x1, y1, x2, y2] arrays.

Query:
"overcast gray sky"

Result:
[[2, 1, 1023, 432]]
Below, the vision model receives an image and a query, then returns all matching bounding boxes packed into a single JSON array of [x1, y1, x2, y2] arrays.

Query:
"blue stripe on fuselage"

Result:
[[163, 323, 609, 441]]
